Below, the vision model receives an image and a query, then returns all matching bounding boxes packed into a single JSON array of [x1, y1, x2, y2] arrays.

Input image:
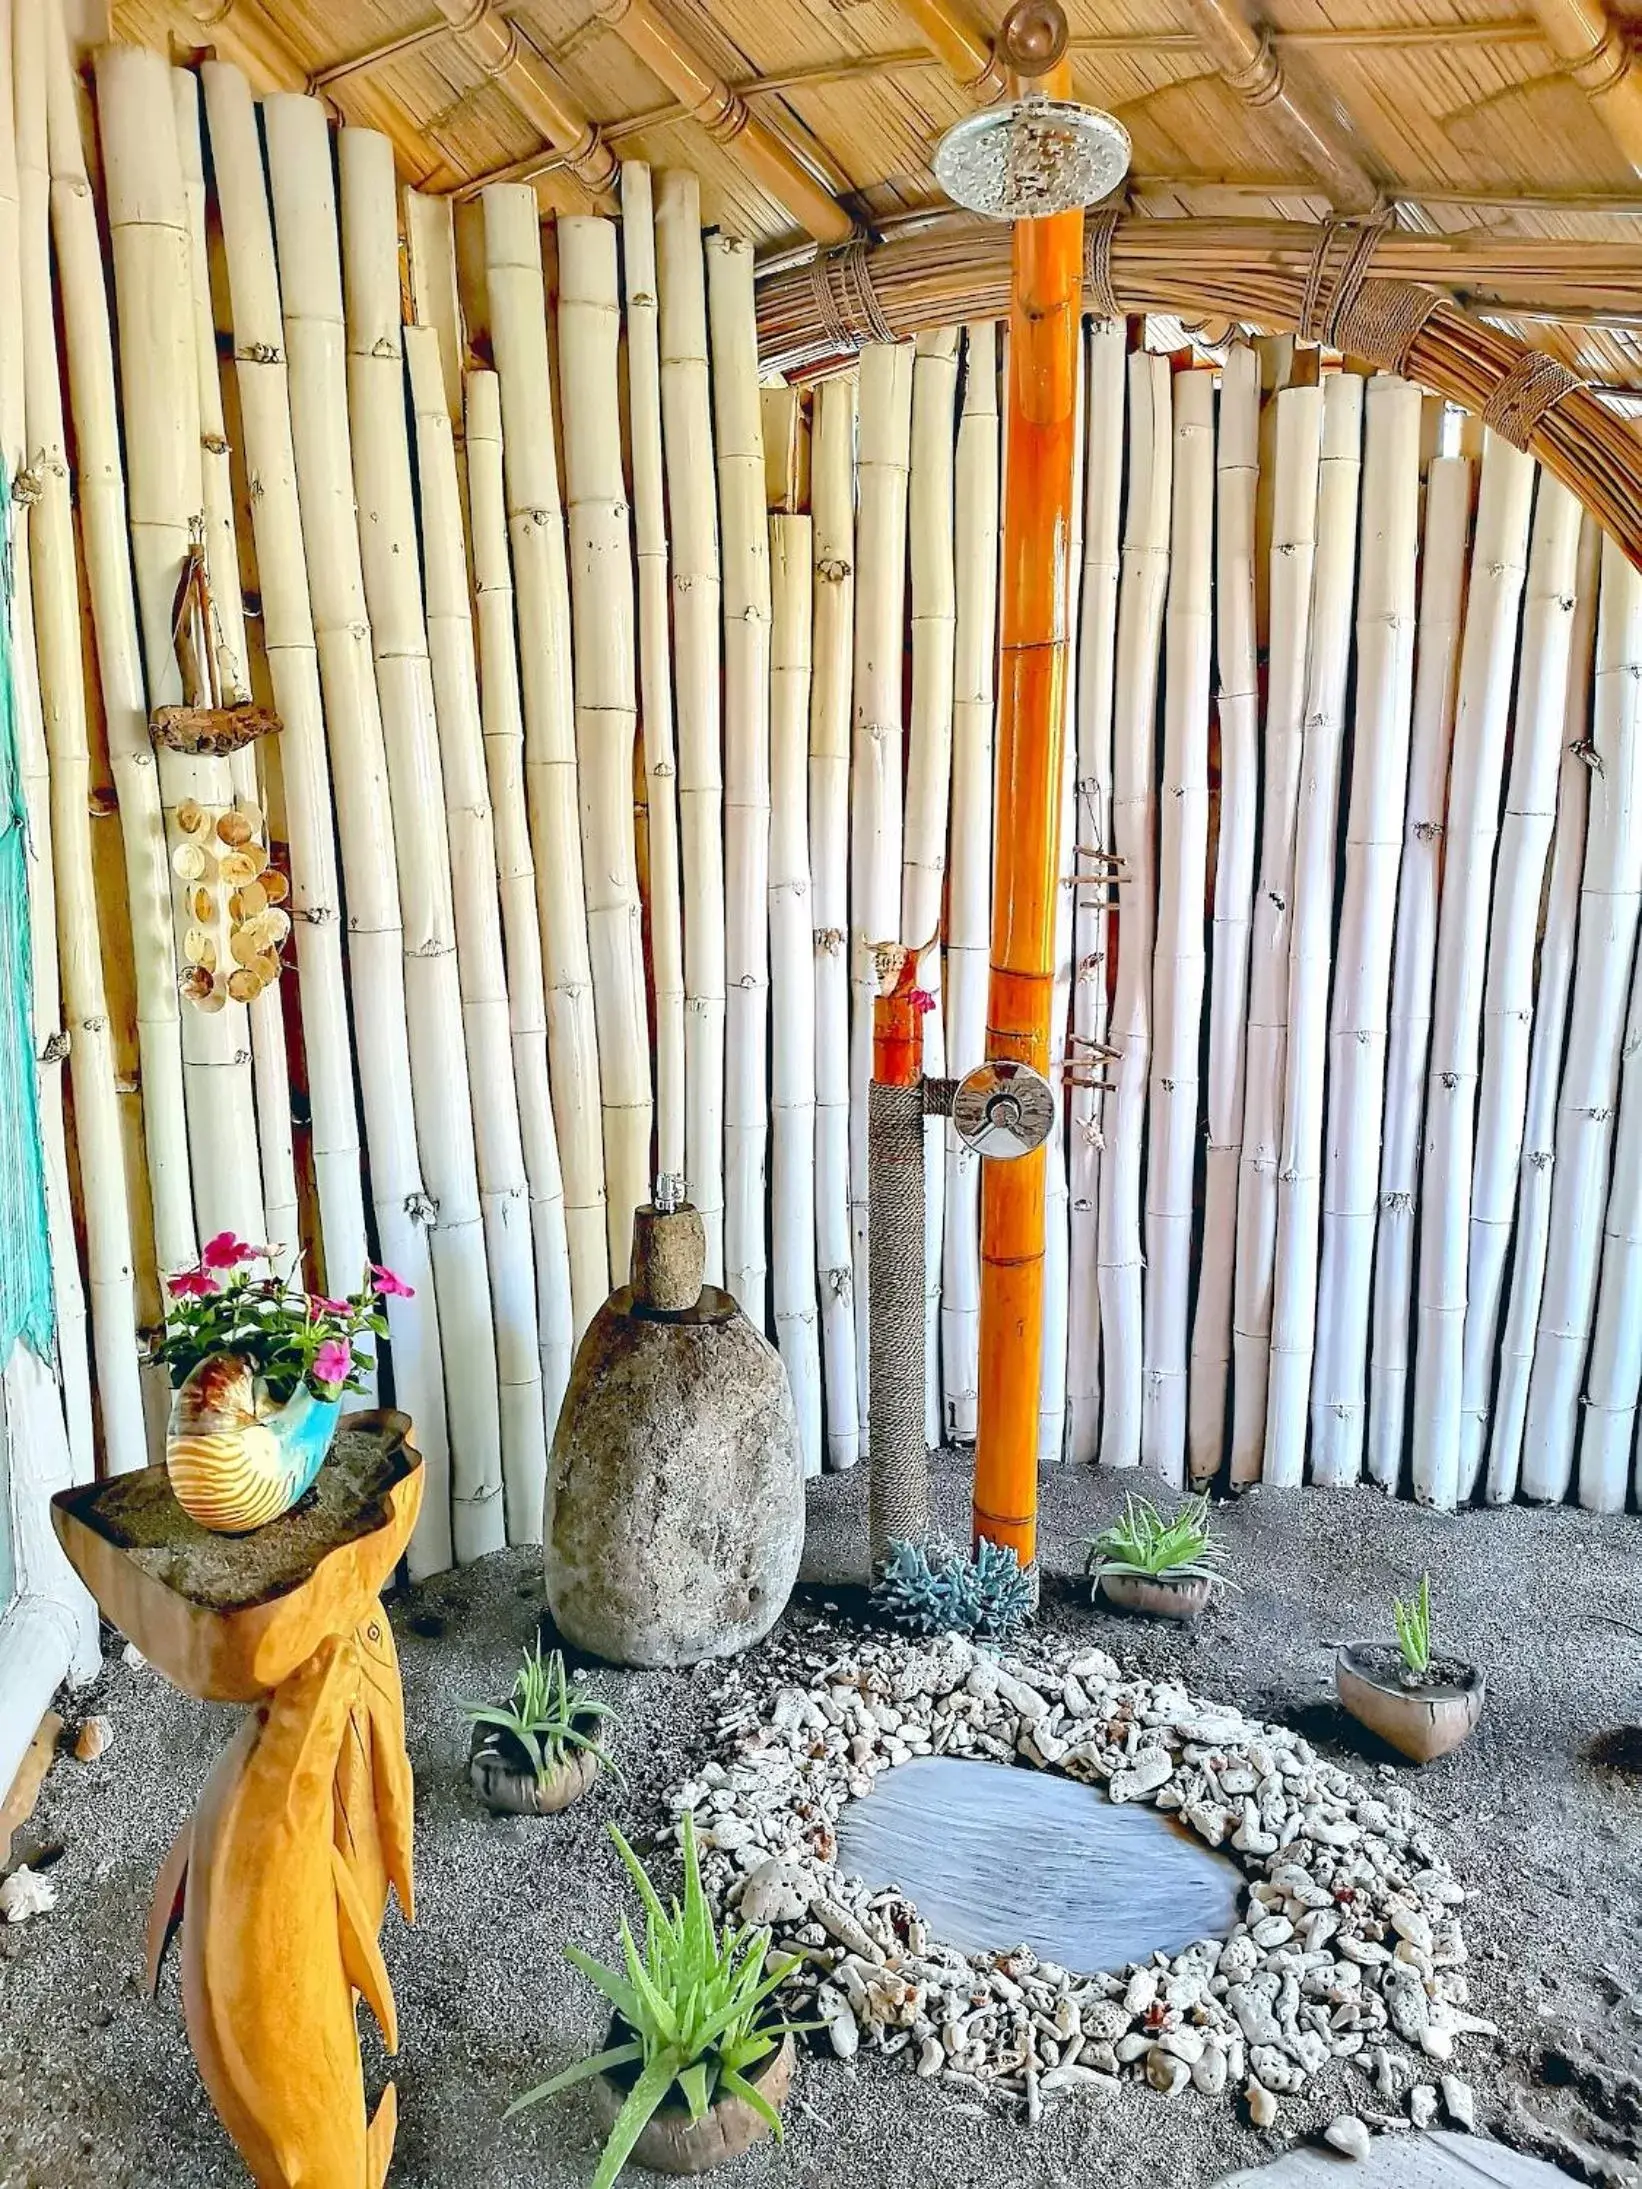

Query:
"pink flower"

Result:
[[370, 1263, 415, 1300], [312, 1338, 352, 1388], [908, 988, 937, 1016], [168, 1269, 219, 1299], [201, 1232, 260, 1272], [307, 1294, 351, 1318]]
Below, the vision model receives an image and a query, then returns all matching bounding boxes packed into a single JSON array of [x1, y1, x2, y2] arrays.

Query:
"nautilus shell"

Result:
[[165, 1353, 342, 1534]]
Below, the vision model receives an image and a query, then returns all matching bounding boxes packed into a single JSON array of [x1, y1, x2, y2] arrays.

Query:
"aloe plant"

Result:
[[465, 1639, 621, 1789], [1392, 1572, 1433, 1680], [1085, 1491, 1231, 1587], [509, 1814, 810, 2188]]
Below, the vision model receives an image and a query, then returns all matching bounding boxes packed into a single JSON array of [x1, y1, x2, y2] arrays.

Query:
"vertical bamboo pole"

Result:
[[1229, 382, 1321, 1483], [810, 375, 860, 1467], [337, 125, 505, 1563], [556, 215, 654, 1274], [1265, 371, 1364, 1486], [1066, 317, 1124, 1464], [201, 62, 369, 1298], [1487, 519, 1599, 1502], [1187, 341, 1258, 1483], [409, 326, 549, 1541], [770, 511, 822, 1472], [1578, 938, 1642, 1512], [262, 93, 451, 1577], [1141, 364, 1215, 1484], [1310, 375, 1422, 1488], [1411, 433, 1535, 1509], [706, 234, 771, 1329], [1522, 540, 1642, 1503], [95, 44, 264, 1250], [466, 369, 575, 1432], [974, 126, 1082, 1567], [1096, 350, 1170, 1471], [172, 67, 300, 1270], [44, 8, 191, 1287], [622, 164, 685, 1188], [904, 327, 958, 1448], [1459, 473, 1583, 1495], [941, 325, 1000, 1446], [13, 0, 139, 1472], [482, 183, 608, 1330], [852, 341, 914, 1420], [1367, 448, 1473, 1491], [653, 172, 724, 1281]]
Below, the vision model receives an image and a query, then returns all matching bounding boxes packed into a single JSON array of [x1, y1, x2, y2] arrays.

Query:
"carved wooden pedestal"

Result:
[[52, 1413, 423, 2189]]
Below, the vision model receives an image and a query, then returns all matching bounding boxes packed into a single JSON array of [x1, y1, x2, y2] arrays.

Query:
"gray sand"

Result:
[[3, 1460, 1640, 2188]]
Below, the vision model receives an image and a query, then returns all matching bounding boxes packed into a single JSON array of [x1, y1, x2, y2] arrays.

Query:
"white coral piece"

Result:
[[0, 1865, 57, 1923]]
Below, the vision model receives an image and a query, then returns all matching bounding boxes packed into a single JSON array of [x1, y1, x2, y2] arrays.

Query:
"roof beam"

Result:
[[1177, 0, 1380, 212], [886, 0, 1007, 102], [423, 0, 619, 202], [1523, 0, 1642, 174], [588, 0, 855, 242]]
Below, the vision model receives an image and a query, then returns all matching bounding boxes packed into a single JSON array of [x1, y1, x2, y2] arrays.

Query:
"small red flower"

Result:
[[201, 1232, 259, 1272], [312, 1337, 352, 1388], [908, 988, 937, 1015], [168, 1269, 220, 1299], [370, 1263, 415, 1300]]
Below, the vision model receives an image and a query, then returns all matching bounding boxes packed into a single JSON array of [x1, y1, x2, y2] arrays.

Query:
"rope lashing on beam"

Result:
[[1329, 279, 1444, 377], [1083, 206, 1122, 322], [805, 237, 897, 356], [1482, 349, 1587, 451], [1297, 210, 1393, 347]]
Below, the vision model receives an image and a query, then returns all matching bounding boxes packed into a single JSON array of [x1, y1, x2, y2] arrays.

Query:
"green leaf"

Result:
[[676, 2061, 712, 2123], [588, 2052, 685, 2189], [563, 1945, 646, 2032], [716, 2063, 785, 2141], [506, 2042, 641, 2117]]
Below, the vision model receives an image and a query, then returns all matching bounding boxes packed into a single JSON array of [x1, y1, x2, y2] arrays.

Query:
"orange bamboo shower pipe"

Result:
[[972, 10, 1084, 1569]]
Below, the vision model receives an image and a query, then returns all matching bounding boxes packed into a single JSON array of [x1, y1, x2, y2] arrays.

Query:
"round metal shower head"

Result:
[[933, 92, 1132, 222]]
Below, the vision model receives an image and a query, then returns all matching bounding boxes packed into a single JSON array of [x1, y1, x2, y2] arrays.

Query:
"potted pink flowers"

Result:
[[155, 1237, 412, 1534]]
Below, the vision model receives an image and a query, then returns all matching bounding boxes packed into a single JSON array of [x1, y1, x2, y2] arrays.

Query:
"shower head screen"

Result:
[[933, 93, 1131, 222]]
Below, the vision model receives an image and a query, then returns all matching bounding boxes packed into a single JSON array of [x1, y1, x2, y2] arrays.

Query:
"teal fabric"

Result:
[[0, 474, 57, 1362]]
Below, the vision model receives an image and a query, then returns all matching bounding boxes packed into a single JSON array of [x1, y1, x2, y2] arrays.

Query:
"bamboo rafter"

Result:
[[422, 0, 619, 199], [1525, 0, 1642, 174], [756, 216, 1642, 570], [1179, 0, 1380, 212]]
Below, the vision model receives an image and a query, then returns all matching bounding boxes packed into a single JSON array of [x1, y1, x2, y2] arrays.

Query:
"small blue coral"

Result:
[[871, 1536, 1032, 1640]]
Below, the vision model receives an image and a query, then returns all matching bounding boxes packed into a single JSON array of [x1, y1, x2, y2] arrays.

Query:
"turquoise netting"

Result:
[[0, 473, 57, 1361]]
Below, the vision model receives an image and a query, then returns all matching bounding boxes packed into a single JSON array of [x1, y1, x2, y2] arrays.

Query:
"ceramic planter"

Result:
[[1336, 1643, 1486, 1764], [588, 2029, 794, 2177], [467, 1728, 600, 1817], [165, 1354, 342, 1533], [1096, 1570, 1216, 1620]]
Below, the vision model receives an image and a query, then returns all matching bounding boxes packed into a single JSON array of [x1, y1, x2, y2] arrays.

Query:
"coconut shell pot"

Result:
[[467, 1727, 601, 1817], [1335, 1643, 1486, 1764], [588, 2026, 794, 2176], [1096, 1571, 1216, 1620]]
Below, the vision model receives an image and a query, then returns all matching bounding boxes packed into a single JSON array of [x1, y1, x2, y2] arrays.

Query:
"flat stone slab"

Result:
[[834, 1752, 1242, 1969], [1214, 2131, 1581, 2187]]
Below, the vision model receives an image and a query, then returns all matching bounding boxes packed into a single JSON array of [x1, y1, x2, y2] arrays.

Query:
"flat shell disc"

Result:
[[952, 1061, 1056, 1159]]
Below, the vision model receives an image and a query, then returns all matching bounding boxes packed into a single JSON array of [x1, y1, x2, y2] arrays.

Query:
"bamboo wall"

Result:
[[9, 28, 1642, 1573]]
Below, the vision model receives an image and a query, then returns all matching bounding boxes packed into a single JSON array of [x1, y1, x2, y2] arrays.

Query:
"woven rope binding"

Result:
[[1331, 278, 1444, 379], [1299, 212, 1393, 350], [807, 238, 897, 358], [1481, 350, 1585, 452]]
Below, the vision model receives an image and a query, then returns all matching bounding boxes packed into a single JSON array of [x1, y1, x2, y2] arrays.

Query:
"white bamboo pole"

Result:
[[95, 44, 264, 1250], [905, 328, 957, 1449], [1579, 935, 1642, 1512], [1411, 433, 1536, 1509], [556, 215, 653, 1277], [201, 63, 369, 1297], [622, 164, 685, 1188], [482, 183, 608, 1330], [43, 8, 191, 1285], [1310, 374, 1422, 1488], [1141, 365, 1215, 1484], [941, 324, 1000, 1446], [1067, 318, 1124, 1464], [262, 93, 451, 1577], [1458, 472, 1583, 1496], [14, 0, 144, 1475], [706, 235, 771, 1329], [1186, 341, 1259, 1483], [1522, 540, 1642, 1503], [1097, 349, 1171, 1468], [409, 326, 548, 1543], [1487, 518, 1599, 1503], [466, 368, 575, 1435], [654, 171, 724, 1280], [851, 341, 914, 1421], [337, 125, 505, 1564], [770, 511, 822, 1473], [1367, 450, 1473, 1491], [172, 67, 300, 1270], [1229, 383, 1322, 1483], [1265, 371, 1364, 1487], [810, 374, 860, 1467]]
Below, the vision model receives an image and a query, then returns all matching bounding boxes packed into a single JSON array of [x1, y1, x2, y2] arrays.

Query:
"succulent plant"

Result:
[[870, 1535, 1032, 1640]]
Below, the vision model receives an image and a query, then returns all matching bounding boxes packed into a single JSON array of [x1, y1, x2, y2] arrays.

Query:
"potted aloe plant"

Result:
[[1085, 1491, 1231, 1619], [466, 1640, 622, 1816], [1336, 1574, 1485, 1764], [510, 1814, 806, 2182]]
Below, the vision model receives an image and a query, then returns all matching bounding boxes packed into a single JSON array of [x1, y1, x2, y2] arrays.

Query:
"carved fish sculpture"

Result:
[[166, 1354, 342, 1534], [181, 1633, 401, 2188]]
